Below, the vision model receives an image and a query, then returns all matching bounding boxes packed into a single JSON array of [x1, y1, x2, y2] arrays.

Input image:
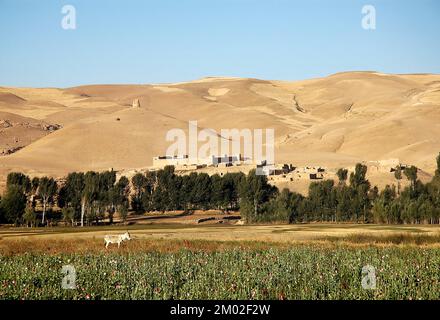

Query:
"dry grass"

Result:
[[1, 230, 440, 256], [1, 223, 439, 256], [0, 238, 295, 256], [2, 223, 439, 243], [320, 232, 440, 245]]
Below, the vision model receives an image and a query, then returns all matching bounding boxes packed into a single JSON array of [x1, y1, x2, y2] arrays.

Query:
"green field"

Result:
[[1, 245, 439, 300]]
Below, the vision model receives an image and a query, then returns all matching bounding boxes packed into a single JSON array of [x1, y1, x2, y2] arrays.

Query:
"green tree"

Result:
[[95, 170, 117, 225], [23, 206, 37, 227], [372, 185, 396, 223], [142, 171, 157, 212], [349, 164, 368, 188], [31, 177, 40, 192], [265, 188, 304, 223], [109, 176, 130, 224], [81, 171, 99, 226], [131, 173, 147, 212], [308, 180, 336, 221], [210, 174, 225, 210], [404, 166, 418, 190], [30, 177, 40, 208], [1, 185, 26, 225], [37, 177, 58, 226], [62, 207, 75, 226], [349, 164, 371, 222], [60, 172, 85, 225], [335, 185, 354, 222], [223, 172, 244, 211], [119, 203, 128, 222], [394, 166, 402, 195], [6, 172, 31, 194], [191, 173, 212, 210], [179, 173, 196, 213], [238, 170, 277, 223], [336, 168, 348, 185]]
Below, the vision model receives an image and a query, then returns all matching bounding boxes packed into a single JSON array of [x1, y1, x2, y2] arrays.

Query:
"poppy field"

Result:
[[1, 244, 439, 300]]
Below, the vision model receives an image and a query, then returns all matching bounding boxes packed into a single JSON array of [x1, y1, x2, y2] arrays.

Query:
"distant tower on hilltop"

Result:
[[132, 99, 140, 108]]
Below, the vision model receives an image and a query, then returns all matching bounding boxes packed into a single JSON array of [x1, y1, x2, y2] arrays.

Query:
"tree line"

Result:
[[1, 153, 440, 226], [280, 162, 440, 224]]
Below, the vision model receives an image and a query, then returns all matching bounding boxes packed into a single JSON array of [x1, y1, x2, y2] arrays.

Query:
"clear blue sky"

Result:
[[1, 0, 439, 87]]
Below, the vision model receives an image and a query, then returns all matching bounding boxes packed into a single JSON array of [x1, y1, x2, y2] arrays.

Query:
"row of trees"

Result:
[[0, 173, 58, 226], [0, 171, 130, 227], [130, 167, 247, 213], [0, 166, 265, 226], [1, 153, 440, 226], [57, 171, 130, 226], [264, 158, 440, 224]]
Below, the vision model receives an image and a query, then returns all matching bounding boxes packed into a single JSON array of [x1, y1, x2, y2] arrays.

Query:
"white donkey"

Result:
[[104, 231, 132, 248]]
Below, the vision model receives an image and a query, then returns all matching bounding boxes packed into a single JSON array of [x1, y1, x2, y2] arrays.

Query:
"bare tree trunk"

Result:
[[42, 199, 47, 226], [81, 199, 86, 227]]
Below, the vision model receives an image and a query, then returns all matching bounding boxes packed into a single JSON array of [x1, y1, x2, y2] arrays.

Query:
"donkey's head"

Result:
[[123, 231, 131, 241]]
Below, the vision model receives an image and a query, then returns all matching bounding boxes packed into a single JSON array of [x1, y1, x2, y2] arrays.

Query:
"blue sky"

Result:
[[0, 0, 439, 87]]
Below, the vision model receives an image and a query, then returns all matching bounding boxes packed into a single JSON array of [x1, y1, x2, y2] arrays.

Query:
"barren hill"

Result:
[[0, 72, 439, 189]]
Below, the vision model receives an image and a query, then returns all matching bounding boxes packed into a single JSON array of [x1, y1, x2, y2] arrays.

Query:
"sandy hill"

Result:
[[0, 71, 439, 192]]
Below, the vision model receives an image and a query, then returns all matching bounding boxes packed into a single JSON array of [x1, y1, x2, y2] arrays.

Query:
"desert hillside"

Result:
[[0, 71, 439, 190]]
